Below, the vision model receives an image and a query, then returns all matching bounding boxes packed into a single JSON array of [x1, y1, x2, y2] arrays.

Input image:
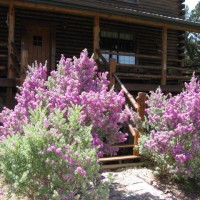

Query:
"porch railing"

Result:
[[95, 49, 200, 85], [112, 71, 147, 156]]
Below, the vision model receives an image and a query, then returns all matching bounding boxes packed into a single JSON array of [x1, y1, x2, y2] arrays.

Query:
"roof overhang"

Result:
[[1, 0, 200, 32]]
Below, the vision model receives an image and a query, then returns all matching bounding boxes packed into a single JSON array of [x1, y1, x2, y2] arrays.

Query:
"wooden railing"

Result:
[[112, 69, 147, 156], [96, 49, 200, 85]]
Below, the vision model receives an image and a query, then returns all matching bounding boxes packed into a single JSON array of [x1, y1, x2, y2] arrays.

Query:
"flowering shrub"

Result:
[[0, 105, 109, 199], [0, 49, 127, 156], [138, 76, 200, 180]]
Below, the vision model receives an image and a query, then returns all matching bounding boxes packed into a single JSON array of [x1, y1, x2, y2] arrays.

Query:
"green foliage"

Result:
[[185, 2, 200, 64], [0, 105, 109, 200]]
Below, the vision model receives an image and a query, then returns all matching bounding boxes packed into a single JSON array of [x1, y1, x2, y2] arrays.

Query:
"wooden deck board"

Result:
[[111, 144, 134, 148], [99, 155, 140, 162], [101, 162, 144, 170]]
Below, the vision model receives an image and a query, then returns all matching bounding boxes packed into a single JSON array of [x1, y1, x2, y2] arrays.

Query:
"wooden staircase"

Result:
[[98, 88, 147, 169], [96, 50, 147, 169]]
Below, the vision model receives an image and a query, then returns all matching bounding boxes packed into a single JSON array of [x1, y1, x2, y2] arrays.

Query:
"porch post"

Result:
[[20, 50, 28, 85], [161, 26, 167, 85], [6, 0, 15, 108], [93, 16, 100, 59]]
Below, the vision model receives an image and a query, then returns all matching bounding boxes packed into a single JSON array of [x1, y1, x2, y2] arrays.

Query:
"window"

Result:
[[33, 36, 43, 46], [100, 30, 136, 64]]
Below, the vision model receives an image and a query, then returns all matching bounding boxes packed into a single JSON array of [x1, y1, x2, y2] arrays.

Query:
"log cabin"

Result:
[[0, 0, 200, 109]]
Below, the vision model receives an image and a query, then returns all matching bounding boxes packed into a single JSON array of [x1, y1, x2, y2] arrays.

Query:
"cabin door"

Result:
[[22, 24, 51, 71]]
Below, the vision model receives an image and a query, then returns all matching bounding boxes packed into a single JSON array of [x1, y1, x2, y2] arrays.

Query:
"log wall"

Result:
[[15, 8, 93, 67], [0, 5, 8, 78], [0, 5, 185, 77]]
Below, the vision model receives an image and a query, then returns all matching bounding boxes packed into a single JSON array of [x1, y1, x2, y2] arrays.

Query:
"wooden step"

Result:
[[111, 144, 134, 148], [99, 155, 140, 162], [101, 162, 144, 170]]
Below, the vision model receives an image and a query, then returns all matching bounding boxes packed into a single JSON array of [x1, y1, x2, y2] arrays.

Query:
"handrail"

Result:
[[113, 72, 139, 110], [95, 49, 109, 67], [107, 56, 147, 157], [125, 104, 136, 137]]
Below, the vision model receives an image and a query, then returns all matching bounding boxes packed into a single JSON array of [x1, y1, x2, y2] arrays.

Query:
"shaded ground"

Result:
[[103, 168, 200, 200]]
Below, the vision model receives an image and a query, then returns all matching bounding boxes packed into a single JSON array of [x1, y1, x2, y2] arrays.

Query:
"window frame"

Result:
[[100, 30, 137, 65]]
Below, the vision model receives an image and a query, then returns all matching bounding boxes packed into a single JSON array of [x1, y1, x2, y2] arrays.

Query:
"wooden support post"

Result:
[[20, 50, 28, 85], [109, 58, 116, 87], [133, 92, 147, 156], [93, 16, 100, 60], [133, 128, 140, 156], [6, 0, 15, 108], [136, 92, 147, 122], [161, 26, 168, 85], [8, 0, 15, 79]]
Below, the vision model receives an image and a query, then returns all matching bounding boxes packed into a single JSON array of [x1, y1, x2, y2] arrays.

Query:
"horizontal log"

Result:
[[117, 64, 161, 70], [117, 72, 162, 79], [0, 78, 16, 87], [167, 75, 191, 80], [115, 83, 184, 92], [168, 58, 183, 63], [0, 54, 8, 58], [0, 66, 6, 71], [0, 42, 7, 47], [168, 66, 200, 73]]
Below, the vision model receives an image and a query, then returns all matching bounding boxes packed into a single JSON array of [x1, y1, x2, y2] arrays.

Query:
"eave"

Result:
[[0, 0, 200, 32]]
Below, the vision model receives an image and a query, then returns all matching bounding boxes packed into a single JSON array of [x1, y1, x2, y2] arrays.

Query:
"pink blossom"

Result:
[[55, 148, 62, 156], [76, 167, 87, 175]]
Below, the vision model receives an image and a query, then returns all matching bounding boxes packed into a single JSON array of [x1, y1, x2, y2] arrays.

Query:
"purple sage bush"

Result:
[[138, 76, 200, 180], [0, 105, 109, 199], [0, 49, 128, 157]]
